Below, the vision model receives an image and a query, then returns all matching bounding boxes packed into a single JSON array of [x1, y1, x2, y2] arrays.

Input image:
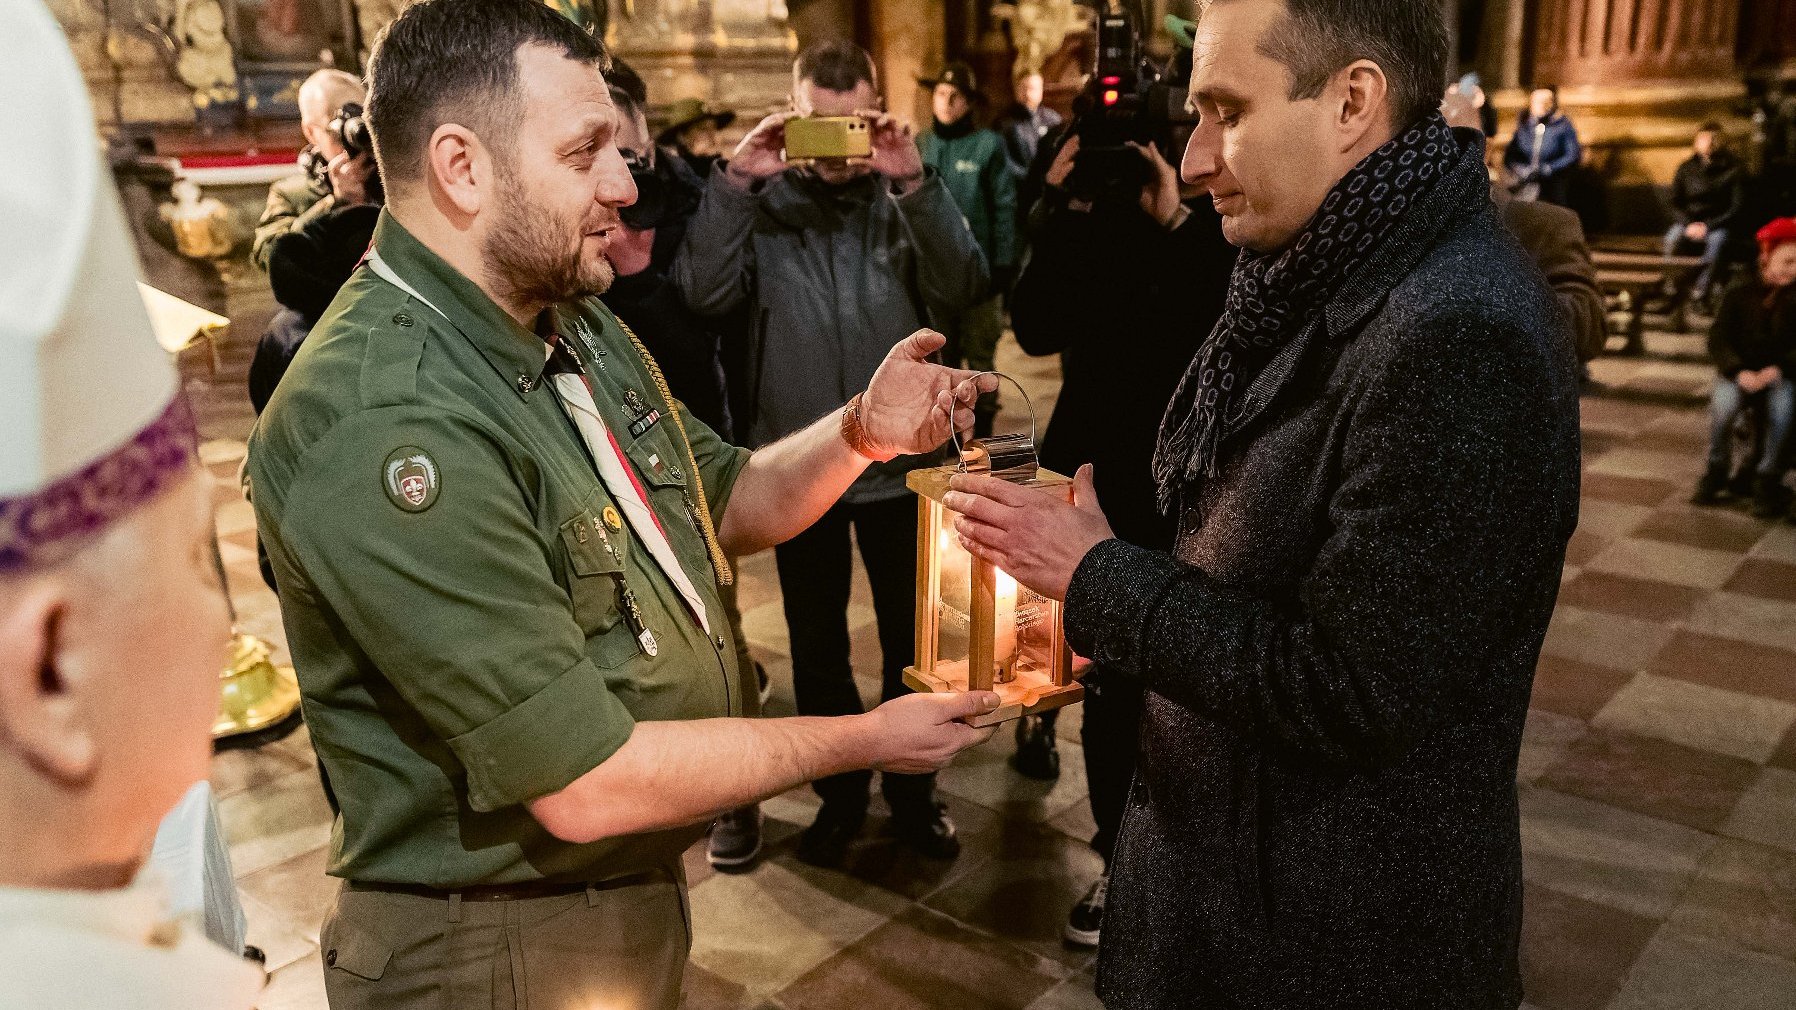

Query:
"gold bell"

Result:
[[212, 631, 302, 740]]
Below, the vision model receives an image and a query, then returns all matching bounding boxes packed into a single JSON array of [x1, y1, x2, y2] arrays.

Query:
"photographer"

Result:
[[673, 40, 989, 868], [248, 73, 382, 414], [1007, 22, 1235, 949], [250, 69, 374, 272]]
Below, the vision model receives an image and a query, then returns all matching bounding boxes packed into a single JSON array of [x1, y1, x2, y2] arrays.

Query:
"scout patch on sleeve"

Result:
[[382, 447, 441, 513]]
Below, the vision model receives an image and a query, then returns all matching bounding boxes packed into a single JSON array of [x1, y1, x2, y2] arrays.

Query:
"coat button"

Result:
[[517, 374, 536, 393], [325, 949, 338, 967], [392, 312, 414, 327], [714, 636, 726, 650]]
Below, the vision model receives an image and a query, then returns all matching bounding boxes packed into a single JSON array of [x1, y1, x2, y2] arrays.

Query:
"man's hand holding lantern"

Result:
[[854, 329, 999, 460], [943, 464, 1116, 602]]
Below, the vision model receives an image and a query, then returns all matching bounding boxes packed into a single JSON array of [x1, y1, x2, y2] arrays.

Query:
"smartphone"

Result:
[[784, 116, 873, 161]]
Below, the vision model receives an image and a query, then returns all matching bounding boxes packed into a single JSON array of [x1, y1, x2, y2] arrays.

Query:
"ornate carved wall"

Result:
[[607, 0, 797, 128]]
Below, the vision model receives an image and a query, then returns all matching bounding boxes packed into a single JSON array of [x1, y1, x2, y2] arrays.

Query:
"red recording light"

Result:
[[1101, 75, 1122, 86]]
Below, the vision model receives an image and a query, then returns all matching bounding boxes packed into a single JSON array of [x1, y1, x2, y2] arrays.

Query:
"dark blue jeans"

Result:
[[1664, 224, 1731, 300], [1708, 376, 1794, 476]]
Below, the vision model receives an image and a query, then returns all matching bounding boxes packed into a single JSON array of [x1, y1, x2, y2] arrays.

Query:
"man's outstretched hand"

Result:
[[859, 330, 1000, 460]]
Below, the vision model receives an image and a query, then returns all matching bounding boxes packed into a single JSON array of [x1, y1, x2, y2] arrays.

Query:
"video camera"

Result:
[[1065, 0, 1197, 206]]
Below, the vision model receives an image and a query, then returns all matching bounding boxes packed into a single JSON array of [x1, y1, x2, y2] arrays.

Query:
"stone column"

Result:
[[866, 0, 944, 124], [1510, 0, 1749, 229]]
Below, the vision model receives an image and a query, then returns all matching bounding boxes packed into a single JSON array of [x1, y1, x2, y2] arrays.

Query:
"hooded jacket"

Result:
[[672, 166, 989, 503]]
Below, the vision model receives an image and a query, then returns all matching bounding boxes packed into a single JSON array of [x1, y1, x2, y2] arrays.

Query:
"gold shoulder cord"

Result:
[[617, 319, 735, 587]]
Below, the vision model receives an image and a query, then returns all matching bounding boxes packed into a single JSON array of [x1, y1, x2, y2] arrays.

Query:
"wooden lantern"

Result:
[[904, 435, 1084, 729]]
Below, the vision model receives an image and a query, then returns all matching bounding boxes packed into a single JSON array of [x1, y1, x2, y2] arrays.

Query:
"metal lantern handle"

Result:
[[949, 372, 1043, 480]]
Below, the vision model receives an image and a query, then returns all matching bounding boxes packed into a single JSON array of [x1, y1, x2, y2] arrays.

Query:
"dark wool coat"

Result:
[[1067, 132, 1582, 1009]]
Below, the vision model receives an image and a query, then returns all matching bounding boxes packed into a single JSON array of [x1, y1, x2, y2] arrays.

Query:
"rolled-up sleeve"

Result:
[[277, 406, 635, 812]]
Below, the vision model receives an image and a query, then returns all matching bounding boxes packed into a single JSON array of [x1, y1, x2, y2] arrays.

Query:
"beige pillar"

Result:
[[866, 0, 944, 124]]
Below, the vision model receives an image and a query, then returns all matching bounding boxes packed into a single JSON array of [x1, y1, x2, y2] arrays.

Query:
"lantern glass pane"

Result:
[[935, 526, 973, 673], [1010, 577, 1058, 680]]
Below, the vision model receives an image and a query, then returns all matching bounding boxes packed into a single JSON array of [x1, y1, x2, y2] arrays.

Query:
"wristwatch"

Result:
[[841, 394, 893, 462]]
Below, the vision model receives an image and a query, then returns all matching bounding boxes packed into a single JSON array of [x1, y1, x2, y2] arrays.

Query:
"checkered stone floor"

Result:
[[189, 281, 1796, 1009]]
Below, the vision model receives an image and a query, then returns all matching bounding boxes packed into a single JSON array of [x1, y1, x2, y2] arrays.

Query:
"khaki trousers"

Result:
[[321, 870, 690, 1010]]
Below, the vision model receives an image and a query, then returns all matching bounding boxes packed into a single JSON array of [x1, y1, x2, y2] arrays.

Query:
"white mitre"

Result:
[[0, 0, 194, 570]]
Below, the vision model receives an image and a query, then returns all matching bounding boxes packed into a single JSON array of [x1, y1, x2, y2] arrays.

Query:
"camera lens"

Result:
[[620, 166, 668, 230]]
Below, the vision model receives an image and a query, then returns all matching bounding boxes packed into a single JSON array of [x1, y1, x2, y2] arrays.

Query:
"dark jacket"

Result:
[[600, 153, 734, 439], [1503, 112, 1582, 181], [918, 121, 1019, 271], [1670, 151, 1747, 230], [672, 166, 988, 503], [1709, 277, 1796, 379], [1000, 104, 1063, 180], [250, 203, 381, 415], [1067, 133, 1581, 1008], [1011, 197, 1234, 549]]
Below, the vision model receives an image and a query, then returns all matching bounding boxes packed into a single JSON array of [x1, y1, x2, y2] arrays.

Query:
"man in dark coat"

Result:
[[944, 0, 1581, 1006], [1011, 127, 1235, 948], [1665, 122, 1748, 304]]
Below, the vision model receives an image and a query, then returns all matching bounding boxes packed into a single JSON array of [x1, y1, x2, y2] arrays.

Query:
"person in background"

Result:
[[674, 40, 990, 868], [1445, 91, 1607, 369], [1504, 86, 1582, 207], [252, 69, 375, 271], [1666, 122, 1748, 307], [1000, 71, 1064, 184], [1010, 117, 1235, 948], [0, 4, 263, 1006], [946, 0, 1580, 1002], [918, 61, 1017, 438], [598, 82, 773, 873], [1691, 217, 1796, 518], [248, 70, 380, 414], [1446, 72, 1496, 138], [658, 97, 736, 179]]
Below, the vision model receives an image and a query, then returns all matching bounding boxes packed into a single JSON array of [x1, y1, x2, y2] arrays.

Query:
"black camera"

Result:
[[618, 148, 701, 231], [298, 102, 383, 204], [330, 102, 373, 161], [1065, 1, 1196, 207]]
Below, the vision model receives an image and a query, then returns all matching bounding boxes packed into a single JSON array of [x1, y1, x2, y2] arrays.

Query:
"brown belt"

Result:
[[348, 867, 669, 903]]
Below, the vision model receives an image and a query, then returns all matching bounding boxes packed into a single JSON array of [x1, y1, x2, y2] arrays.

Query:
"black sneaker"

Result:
[[1010, 715, 1061, 781], [888, 800, 960, 859], [1752, 476, 1790, 520], [1727, 465, 1758, 501], [796, 802, 866, 867], [1691, 465, 1730, 506], [707, 804, 763, 871], [1064, 874, 1109, 948]]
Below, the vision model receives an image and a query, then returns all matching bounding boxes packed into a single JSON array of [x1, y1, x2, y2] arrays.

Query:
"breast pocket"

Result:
[[559, 509, 628, 637], [624, 427, 702, 547]]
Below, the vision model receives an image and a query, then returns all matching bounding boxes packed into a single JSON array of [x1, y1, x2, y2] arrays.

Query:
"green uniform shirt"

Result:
[[247, 212, 750, 888]]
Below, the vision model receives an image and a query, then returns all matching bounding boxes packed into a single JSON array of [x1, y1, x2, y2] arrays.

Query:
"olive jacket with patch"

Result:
[[247, 212, 749, 889]]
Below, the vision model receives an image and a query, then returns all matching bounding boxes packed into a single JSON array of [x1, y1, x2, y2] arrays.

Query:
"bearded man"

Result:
[[943, 0, 1581, 1005], [247, 2, 1000, 1007]]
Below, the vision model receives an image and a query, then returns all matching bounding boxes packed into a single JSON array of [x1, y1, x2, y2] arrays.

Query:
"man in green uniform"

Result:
[[917, 61, 1016, 438], [246, 3, 1001, 1008]]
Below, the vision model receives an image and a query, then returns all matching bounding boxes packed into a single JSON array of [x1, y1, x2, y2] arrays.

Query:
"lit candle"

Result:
[[994, 568, 1019, 683]]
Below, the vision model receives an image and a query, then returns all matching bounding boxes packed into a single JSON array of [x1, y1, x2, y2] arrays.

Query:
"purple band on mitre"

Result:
[[0, 396, 199, 572]]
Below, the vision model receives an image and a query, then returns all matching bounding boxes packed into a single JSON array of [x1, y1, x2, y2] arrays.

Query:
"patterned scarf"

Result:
[[1152, 113, 1461, 514]]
